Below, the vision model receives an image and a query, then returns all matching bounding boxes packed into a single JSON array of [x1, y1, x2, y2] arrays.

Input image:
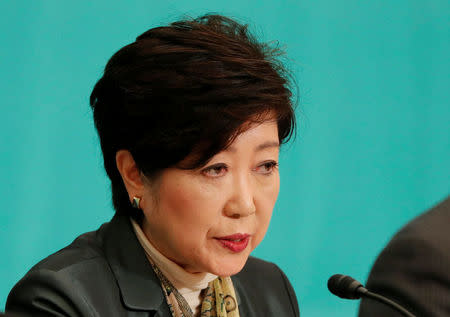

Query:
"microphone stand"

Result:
[[359, 288, 415, 317]]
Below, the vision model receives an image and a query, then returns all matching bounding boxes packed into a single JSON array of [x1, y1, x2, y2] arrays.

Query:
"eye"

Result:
[[202, 163, 228, 177], [254, 161, 279, 175]]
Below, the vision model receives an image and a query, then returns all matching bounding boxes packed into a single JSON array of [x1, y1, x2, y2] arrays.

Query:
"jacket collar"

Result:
[[101, 213, 245, 314], [102, 213, 170, 314]]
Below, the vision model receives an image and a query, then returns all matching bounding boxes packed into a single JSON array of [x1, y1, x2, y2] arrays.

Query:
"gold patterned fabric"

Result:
[[200, 277, 239, 317], [149, 259, 240, 317]]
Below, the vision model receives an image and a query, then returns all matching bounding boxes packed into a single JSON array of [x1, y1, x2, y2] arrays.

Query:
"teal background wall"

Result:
[[1, 1, 449, 316]]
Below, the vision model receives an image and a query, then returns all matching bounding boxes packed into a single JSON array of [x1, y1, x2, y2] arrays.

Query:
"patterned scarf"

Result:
[[150, 260, 240, 317]]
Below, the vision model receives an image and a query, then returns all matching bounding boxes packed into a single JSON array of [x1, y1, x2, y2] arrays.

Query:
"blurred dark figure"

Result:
[[359, 196, 450, 316]]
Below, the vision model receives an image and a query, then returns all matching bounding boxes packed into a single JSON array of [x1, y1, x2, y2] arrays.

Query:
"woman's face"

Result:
[[141, 120, 280, 276]]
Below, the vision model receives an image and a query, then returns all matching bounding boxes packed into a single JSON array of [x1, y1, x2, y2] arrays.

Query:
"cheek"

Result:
[[158, 177, 222, 230], [253, 176, 280, 245], [260, 174, 280, 211]]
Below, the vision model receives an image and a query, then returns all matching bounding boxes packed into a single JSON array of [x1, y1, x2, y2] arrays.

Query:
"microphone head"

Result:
[[327, 274, 365, 299]]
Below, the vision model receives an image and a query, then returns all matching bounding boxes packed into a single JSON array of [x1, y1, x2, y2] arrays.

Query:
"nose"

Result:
[[223, 173, 256, 218]]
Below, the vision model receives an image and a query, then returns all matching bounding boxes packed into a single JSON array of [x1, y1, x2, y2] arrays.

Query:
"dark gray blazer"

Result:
[[358, 196, 450, 316], [6, 213, 300, 317]]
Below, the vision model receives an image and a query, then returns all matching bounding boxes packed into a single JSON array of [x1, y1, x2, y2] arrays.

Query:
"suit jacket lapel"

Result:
[[232, 275, 253, 316], [102, 213, 171, 316]]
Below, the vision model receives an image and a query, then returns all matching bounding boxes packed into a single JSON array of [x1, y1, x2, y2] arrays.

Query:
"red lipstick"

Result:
[[215, 233, 250, 253]]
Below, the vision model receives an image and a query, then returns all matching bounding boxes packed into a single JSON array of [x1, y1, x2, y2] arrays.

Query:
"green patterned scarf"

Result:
[[150, 260, 240, 317]]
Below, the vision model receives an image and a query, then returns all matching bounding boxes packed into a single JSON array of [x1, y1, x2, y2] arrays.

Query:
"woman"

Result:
[[6, 15, 299, 317]]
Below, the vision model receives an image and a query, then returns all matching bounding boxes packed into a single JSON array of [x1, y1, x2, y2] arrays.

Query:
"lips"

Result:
[[215, 233, 250, 253]]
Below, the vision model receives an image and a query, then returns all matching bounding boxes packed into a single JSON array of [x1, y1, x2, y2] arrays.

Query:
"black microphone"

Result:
[[327, 274, 416, 317]]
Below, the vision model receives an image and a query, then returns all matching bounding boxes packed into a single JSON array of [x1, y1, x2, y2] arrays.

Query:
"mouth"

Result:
[[214, 233, 251, 253]]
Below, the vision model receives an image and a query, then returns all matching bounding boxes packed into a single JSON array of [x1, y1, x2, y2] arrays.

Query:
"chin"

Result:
[[208, 254, 249, 277]]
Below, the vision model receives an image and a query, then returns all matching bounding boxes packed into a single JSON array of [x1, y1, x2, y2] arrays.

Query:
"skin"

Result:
[[116, 120, 280, 277]]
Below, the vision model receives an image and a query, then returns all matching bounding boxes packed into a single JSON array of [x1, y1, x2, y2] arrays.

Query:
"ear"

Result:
[[115, 150, 144, 200]]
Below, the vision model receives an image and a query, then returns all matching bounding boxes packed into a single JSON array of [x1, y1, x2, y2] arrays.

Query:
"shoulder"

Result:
[[396, 197, 450, 246], [359, 197, 450, 316], [374, 197, 450, 273], [21, 225, 114, 285], [232, 256, 300, 317], [6, 223, 121, 316], [29, 227, 106, 272]]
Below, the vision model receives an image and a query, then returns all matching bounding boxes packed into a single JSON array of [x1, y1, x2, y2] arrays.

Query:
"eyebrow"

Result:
[[226, 141, 280, 153]]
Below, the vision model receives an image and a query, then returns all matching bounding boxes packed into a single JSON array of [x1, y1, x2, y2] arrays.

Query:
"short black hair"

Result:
[[90, 14, 296, 215]]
